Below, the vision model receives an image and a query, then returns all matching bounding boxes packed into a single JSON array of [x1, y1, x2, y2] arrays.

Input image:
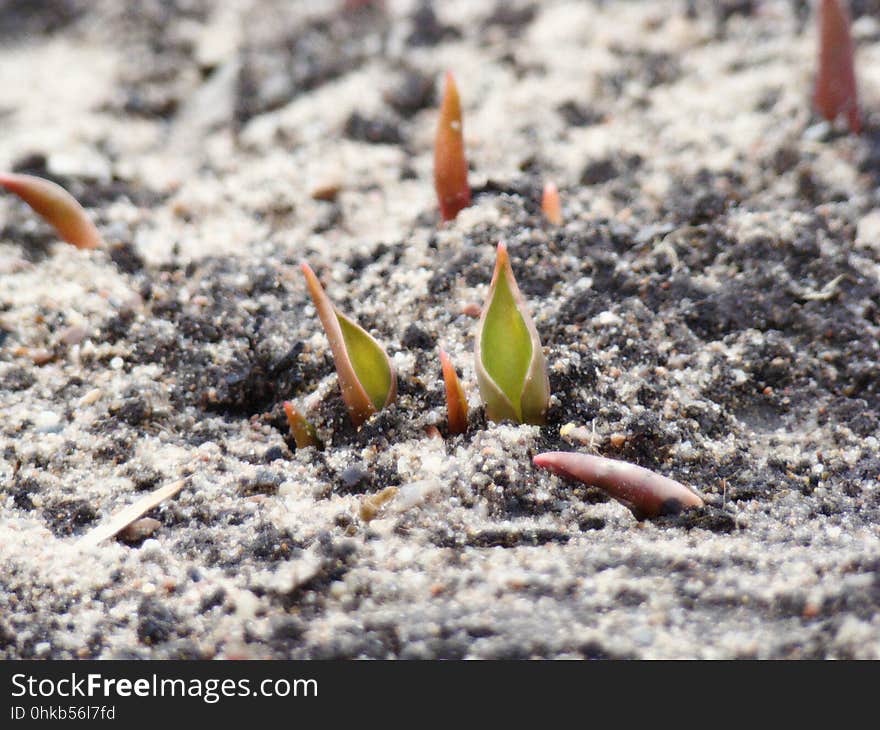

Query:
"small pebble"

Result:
[[30, 348, 54, 365], [34, 410, 62, 433], [560, 422, 593, 444], [119, 517, 162, 544], [140, 539, 162, 556], [263, 446, 286, 462], [310, 180, 342, 202], [360, 487, 399, 522], [594, 311, 623, 327], [110, 356, 124, 370], [424, 425, 443, 440], [79, 388, 103, 406], [802, 121, 831, 142], [396, 479, 441, 511], [59, 325, 87, 346], [633, 628, 654, 647], [339, 465, 371, 491]]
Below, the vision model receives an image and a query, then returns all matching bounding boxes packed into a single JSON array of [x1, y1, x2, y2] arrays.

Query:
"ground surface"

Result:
[[2, 0, 880, 659]]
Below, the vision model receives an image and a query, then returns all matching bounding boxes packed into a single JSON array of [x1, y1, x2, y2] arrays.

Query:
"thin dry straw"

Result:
[[77, 480, 185, 549]]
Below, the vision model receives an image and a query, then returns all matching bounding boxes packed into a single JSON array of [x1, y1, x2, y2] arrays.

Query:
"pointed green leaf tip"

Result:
[[475, 243, 550, 424], [283, 401, 322, 450], [301, 262, 397, 427], [337, 314, 392, 410], [482, 264, 531, 412]]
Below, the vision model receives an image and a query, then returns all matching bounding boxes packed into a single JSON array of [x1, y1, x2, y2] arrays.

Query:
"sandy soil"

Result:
[[2, 0, 880, 659]]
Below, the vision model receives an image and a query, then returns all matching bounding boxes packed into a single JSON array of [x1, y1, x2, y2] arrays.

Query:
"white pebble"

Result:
[[396, 479, 442, 511], [140, 539, 162, 555], [34, 410, 62, 433], [78, 388, 103, 407], [594, 311, 623, 327]]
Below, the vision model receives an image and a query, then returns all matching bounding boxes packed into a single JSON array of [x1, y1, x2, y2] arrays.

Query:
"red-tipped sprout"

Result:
[[814, 0, 861, 134], [301, 262, 397, 428], [283, 401, 322, 449], [434, 71, 471, 222], [533, 452, 704, 521], [0, 173, 102, 250], [475, 243, 550, 425], [541, 181, 563, 226], [439, 349, 468, 435]]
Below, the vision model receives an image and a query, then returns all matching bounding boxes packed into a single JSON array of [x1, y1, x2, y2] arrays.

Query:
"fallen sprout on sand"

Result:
[[0, 172, 103, 250], [533, 452, 705, 521]]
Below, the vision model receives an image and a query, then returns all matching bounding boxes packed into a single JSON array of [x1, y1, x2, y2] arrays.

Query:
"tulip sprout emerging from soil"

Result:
[[475, 243, 550, 425], [434, 71, 471, 222], [439, 349, 469, 434], [0, 172, 103, 250], [814, 0, 860, 133], [533, 452, 705, 521], [301, 262, 397, 427], [283, 401, 322, 449], [541, 181, 563, 226]]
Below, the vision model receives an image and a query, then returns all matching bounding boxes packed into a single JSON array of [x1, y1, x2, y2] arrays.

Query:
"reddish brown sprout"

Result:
[[283, 401, 321, 449], [541, 181, 563, 226], [814, 0, 861, 134], [434, 71, 471, 222], [439, 349, 468, 435], [0, 172, 102, 250], [533, 451, 704, 520]]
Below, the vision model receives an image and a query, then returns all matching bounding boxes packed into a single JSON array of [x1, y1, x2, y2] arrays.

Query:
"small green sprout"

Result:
[[283, 401, 322, 449], [0, 172, 103, 250], [475, 243, 550, 425], [301, 262, 397, 428]]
